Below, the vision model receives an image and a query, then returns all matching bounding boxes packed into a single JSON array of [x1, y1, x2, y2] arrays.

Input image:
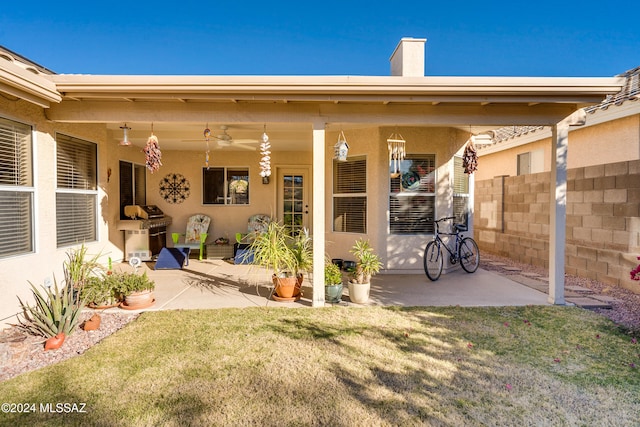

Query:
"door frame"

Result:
[[276, 167, 312, 233]]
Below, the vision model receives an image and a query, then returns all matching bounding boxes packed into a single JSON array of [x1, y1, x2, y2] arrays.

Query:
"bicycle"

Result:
[[423, 216, 479, 281]]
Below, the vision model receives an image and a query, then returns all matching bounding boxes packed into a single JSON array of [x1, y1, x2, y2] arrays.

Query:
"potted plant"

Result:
[[324, 260, 343, 303], [290, 227, 313, 292], [249, 221, 300, 300], [348, 238, 382, 304], [113, 271, 156, 309], [81, 275, 120, 309]]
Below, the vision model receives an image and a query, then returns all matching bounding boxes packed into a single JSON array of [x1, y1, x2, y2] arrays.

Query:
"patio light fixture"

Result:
[[387, 130, 406, 178], [119, 124, 131, 146]]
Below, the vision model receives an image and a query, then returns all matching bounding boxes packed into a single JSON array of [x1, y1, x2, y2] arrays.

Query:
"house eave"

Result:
[[0, 59, 61, 108]]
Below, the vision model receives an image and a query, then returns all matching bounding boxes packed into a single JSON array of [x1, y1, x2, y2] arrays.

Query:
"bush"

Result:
[[325, 262, 342, 286]]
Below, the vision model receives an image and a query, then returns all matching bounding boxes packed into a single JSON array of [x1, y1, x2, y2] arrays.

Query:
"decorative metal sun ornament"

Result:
[[259, 125, 272, 183], [159, 173, 190, 204]]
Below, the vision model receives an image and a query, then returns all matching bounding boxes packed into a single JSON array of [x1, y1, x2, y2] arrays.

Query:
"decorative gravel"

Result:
[[0, 311, 138, 382]]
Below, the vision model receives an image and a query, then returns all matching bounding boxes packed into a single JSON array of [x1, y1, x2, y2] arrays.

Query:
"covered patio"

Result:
[[0, 39, 624, 326]]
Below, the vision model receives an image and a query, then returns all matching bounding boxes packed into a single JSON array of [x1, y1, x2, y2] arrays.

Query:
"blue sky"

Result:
[[1, 1, 637, 77]]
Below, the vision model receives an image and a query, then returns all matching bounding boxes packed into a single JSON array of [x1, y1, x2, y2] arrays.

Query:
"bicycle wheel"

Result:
[[459, 237, 479, 273], [424, 241, 443, 281]]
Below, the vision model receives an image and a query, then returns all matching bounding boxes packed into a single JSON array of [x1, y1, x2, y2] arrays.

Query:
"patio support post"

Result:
[[548, 110, 586, 305], [311, 120, 326, 307], [548, 122, 568, 305]]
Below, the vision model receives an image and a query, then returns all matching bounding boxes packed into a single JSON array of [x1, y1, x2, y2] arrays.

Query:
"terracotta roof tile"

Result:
[[488, 66, 640, 144]]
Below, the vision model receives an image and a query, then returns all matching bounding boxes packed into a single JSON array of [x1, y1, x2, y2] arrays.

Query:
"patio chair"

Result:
[[172, 214, 211, 264], [234, 214, 271, 264]]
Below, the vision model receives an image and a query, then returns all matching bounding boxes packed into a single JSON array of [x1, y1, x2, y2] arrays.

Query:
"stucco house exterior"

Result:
[[475, 66, 640, 292], [0, 38, 623, 327]]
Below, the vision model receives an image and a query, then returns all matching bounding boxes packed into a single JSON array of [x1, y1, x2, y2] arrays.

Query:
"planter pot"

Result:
[[44, 333, 65, 351], [325, 283, 343, 303], [348, 281, 370, 304], [122, 290, 155, 309], [272, 275, 299, 299], [82, 313, 101, 331]]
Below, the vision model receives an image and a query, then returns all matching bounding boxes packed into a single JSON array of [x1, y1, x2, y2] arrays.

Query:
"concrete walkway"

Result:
[[106, 258, 549, 313]]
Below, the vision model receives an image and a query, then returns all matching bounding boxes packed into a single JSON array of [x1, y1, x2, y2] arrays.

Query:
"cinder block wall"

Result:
[[475, 159, 640, 292]]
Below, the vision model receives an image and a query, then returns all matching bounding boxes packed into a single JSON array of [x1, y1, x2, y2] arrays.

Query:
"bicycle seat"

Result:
[[454, 224, 468, 232]]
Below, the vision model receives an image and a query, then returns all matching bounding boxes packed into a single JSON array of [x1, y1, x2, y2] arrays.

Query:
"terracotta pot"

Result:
[[124, 290, 155, 309], [272, 275, 298, 298], [44, 333, 65, 351], [83, 313, 101, 331]]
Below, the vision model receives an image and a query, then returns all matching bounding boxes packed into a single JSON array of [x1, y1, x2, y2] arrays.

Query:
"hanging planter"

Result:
[[334, 131, 349, 161]]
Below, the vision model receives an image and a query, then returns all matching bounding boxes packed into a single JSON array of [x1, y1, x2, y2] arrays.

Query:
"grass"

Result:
[[0, 305, 639, 426]]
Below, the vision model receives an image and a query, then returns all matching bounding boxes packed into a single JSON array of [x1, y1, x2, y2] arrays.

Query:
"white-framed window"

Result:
[[0, 117, 34, 257], [389, 154, 436, 234], [333, 156, 366, 233], [56, 134, 98, 247], [517, 149, 544, 175], [453, 155, 470, 227], [203, 167, 249, 205]]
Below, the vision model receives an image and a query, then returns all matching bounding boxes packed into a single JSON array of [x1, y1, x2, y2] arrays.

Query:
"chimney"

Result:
[[390, 37, 426, 77]]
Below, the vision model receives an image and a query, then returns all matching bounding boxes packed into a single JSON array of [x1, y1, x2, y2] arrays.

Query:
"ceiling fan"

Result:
[[211, 125, 258, 150]]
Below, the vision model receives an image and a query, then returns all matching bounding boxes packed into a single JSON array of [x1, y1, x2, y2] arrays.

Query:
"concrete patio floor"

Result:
[[105, 258, 549, 313]]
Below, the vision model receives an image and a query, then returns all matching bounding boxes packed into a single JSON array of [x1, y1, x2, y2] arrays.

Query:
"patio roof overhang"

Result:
[[42, 74, 624, 150]]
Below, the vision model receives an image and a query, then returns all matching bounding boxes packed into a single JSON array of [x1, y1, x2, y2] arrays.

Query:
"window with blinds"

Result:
[[333, 156, 366, 233], [389, 154, 436, 234], [0, 117, 34, 257], [56, 134, 98, 247], [453, 156, 469, 227]]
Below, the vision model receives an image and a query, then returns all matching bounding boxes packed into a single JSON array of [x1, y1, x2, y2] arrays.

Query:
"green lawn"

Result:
[[0, 306, 639, 426]]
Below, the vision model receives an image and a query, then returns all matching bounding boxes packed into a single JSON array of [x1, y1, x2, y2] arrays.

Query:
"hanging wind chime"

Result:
[[259, 125, 272, 183], [204, 124, 211, 169], [143, 123, 162, 173], [387, 131, 406, 178]]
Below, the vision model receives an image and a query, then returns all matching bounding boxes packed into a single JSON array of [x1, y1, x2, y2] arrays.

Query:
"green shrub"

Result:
[[81, 275, 120, 307], [325, 262, 342, 286]]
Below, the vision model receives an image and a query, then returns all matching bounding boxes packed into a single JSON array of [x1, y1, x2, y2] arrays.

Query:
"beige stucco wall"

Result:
[[0, 97, 116, 327], [325, 126, 470, 273]]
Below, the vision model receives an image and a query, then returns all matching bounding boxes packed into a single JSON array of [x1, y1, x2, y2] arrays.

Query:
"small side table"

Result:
[[206, 243, 234, 260]]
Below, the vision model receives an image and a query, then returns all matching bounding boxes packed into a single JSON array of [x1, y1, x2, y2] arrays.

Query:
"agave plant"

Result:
[[16, 277, 83, 338]]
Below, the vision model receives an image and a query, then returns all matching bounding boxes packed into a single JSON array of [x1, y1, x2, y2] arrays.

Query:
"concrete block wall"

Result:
[[474, 159, 640, 292]]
